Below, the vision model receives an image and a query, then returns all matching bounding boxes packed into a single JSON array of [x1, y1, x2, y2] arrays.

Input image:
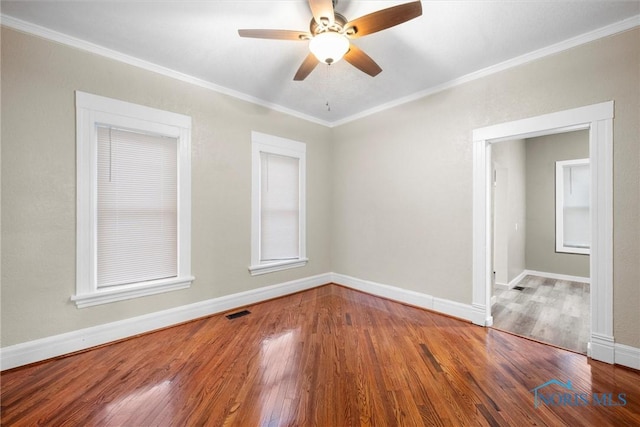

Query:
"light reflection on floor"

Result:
[[102, 379, 174, 424], [258, 329, 300, 426]]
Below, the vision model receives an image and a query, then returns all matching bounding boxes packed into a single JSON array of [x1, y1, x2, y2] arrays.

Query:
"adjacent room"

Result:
[[2, 1, 639, 425], [491, 130, 591, 354]]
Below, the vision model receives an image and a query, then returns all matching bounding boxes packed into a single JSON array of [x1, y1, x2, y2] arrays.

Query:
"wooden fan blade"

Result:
[[238, 29, 311, 41], [308, 0, 335, 26], [294, 53, 320, 81], [343, 44, 382, 77], [343, 1, 422, 39]]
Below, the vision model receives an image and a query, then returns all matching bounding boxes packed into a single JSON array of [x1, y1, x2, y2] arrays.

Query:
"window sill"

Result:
[[71, 276, 194, 308], [557, 246, 590, 255], [248, 258, 309, 276]]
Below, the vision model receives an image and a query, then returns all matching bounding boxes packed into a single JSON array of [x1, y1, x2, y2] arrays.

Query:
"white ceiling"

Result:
[[2, 1, 639, 125]]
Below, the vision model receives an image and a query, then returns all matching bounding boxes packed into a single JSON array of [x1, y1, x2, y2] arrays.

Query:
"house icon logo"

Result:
[[530, 379, 574, 408]]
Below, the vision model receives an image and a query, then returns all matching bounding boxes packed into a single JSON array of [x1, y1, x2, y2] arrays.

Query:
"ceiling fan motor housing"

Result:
[[310, 12, 348, 35]]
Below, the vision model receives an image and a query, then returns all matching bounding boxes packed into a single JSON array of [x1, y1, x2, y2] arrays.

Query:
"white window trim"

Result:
[[73, 91, 193, 308], [249, 131, 307, 276], [556, 158, 590, 255]]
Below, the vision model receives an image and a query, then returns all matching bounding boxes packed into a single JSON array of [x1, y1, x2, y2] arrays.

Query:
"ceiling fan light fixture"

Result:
[[309, 32, 349, 64], [239, 1, 423, 80]]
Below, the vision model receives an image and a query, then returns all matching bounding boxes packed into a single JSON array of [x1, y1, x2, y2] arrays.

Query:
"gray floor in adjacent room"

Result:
[[492, 275, 590, 354]]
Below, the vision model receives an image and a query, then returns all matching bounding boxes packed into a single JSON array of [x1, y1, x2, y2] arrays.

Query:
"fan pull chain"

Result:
[[325, 64, 331, 112]]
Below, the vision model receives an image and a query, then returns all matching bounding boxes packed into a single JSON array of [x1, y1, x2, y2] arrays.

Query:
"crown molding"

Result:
[[331, 14, 640, 127], [0, 14, 332, 128], [2, 13, 638, 128]]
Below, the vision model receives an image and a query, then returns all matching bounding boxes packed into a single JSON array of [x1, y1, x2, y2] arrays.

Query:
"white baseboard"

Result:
[[494, 270, 528, 289], [589, 332, 615, 364], [0, 273, 330, 371], [523, 269, 590, 284], [330, 273, 475, 322], [471, 303, 493, 327], [508, 270, 529, 288], [500, 270, 590, 287], [3, 271, 636, 372], [615, 343, 640, 370], [591, 337, 640, 370]]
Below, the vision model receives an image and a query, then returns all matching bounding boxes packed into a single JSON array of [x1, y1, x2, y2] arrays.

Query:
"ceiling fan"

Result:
[[238, 0, 423, 81]]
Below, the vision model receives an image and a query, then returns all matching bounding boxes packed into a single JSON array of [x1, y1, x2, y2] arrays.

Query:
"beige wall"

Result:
[[332, 29, 639, 347], [1, 27, 333, 346], [492, 139, 527, 285], [525, 131, 590, 277], [2, 26, 639, 351]]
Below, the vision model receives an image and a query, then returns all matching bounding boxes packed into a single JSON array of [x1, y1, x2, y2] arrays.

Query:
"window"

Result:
[[249, 132, 307, 275], [73, 91, 193, 308], [556, 158, 590, 255]]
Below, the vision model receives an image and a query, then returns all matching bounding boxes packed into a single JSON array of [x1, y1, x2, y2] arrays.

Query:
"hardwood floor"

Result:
[[492, 275, 590, 354], [2, 284, 639, 426]]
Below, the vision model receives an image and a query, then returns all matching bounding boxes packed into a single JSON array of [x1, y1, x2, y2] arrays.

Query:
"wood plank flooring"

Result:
[[492, 275, 590, 354], [2, 284, 639, 426]]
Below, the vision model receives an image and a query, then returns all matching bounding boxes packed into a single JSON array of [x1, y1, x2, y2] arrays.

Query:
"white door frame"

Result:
[[471, 101, 614, 364]]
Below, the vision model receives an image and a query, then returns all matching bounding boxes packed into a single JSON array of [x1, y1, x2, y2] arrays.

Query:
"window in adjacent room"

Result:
[[249, 131, 307, 275], [556, 158, 590, 255], [73, 91, 193, 308]]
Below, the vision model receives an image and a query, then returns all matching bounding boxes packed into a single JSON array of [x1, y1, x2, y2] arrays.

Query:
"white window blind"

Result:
[[562, 162, 590, 249], [97, 126, 178, 287], [555, 158, 590, 255], [260, 152, 300, 261]]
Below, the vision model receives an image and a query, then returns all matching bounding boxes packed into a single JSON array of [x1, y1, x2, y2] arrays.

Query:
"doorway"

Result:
[[490, 131, 591, 354], [471, 102, 614, 364]]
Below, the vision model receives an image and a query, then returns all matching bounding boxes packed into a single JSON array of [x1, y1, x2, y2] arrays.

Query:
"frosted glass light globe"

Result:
[[309, 32, 349, 64]]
